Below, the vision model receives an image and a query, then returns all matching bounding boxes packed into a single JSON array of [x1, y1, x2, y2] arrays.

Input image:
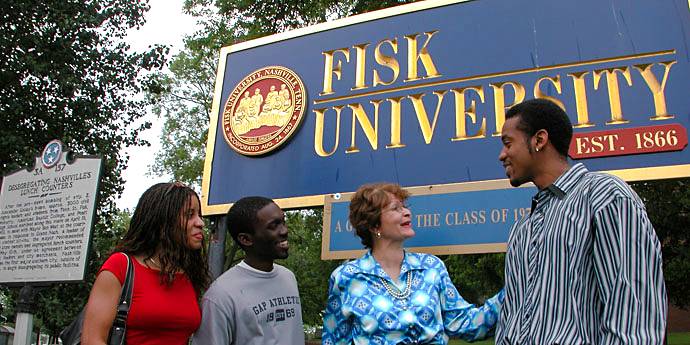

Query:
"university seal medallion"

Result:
[[222, 66, 306, 156]]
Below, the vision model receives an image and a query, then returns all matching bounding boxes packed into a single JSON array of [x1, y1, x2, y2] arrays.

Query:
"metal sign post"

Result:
[[207, 216, 228, 280], [12, 285, 39, 345]]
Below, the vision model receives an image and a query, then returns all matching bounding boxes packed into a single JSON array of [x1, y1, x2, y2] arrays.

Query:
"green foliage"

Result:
[[449, 337, 494, 345], [631, 179, 690, 309], [0, 287, 17, 324], [209, 0, 353, 37], [0, 0, 165, 336], [280, 209, 340, 326], [667, 332, 690, 345], [148, 47, 214, 187], [149, 0, 417, 185], [442, 253, 505, 304]]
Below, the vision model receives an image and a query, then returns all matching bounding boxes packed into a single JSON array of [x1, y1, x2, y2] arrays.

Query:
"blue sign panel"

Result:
[[202, 0, 690, 215], [322, 185, 536, 259]]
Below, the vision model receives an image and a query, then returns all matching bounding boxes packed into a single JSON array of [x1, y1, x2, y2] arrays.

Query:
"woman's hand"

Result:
[[80, 271, 121, 345]]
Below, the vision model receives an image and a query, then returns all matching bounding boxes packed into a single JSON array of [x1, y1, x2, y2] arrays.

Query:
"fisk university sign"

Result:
[[202, 0, 690, 256]]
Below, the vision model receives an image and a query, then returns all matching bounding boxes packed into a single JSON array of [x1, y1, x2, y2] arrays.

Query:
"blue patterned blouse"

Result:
[[322, 251, 504, 345]]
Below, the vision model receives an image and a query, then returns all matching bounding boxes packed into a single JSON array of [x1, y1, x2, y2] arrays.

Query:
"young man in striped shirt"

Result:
[[496, 98, 667, 344]]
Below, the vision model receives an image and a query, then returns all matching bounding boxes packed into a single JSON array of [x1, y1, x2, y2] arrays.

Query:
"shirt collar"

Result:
[[350, 250, 425, 278], [551, 163, 588, 196], [531, 163, 587, 212], [238, 260, 276, 275]]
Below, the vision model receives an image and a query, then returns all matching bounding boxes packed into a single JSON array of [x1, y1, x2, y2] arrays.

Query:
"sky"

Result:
[[116, 0, 200, 210]]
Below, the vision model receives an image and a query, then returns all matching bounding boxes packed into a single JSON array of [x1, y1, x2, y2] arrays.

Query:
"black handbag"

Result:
[[59, 253, 135, 345]]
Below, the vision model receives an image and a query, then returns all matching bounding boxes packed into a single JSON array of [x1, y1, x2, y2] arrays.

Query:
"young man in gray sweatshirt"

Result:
[[192, 196, 304, 345]]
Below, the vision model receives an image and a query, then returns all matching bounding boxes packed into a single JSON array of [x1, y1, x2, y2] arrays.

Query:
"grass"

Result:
[[669, 332, 690, 345], [448, 333, 690, 345], [449, 338, 494, 345]]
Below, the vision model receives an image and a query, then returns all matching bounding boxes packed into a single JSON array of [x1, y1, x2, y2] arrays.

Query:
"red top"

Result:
[[99, 253, 201, 345]]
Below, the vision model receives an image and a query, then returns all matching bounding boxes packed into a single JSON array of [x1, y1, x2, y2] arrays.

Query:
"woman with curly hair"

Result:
[[82, 182, 210, 345], [322, 183, 504, 345]]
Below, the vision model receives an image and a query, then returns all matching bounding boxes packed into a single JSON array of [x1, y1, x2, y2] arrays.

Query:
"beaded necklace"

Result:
[[380, 272, 413, 300]]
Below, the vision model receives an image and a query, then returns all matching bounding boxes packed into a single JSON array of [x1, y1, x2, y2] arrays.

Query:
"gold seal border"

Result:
[[225, 74, 300, 146], [221, 66, 307, 156]]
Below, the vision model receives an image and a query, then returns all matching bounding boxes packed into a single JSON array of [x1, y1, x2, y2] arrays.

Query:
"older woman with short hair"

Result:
[[322, 183, 504, 345]]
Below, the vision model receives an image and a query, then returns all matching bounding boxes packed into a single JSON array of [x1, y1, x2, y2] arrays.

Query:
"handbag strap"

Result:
[[112, 253, 134, 328]]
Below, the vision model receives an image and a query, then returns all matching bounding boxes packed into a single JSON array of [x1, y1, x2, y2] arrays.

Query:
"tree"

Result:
[[0, 0, 166, 336], [210, 0, 354, 37], [149, 0, 417, 187], [442, 253, 505, 304], [632, 179, 690, 309], [148, 44, 216, 187], [146, 2, 234, 188], [281, 209, 340, 329]]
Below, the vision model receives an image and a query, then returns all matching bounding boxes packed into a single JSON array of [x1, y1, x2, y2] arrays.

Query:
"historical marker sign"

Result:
[[0, 140, 102, 284]]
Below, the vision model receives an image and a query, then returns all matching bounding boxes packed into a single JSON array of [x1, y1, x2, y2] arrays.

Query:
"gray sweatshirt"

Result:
[[192, 262, 304, 345]]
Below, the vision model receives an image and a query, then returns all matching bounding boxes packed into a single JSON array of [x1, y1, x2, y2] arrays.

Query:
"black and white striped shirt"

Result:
[[496, 163, 667, 344]]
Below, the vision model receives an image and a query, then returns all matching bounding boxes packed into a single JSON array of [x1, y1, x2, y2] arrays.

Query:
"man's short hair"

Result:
[[505, 98, 573, 157], [226, 196, 274, 247]]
